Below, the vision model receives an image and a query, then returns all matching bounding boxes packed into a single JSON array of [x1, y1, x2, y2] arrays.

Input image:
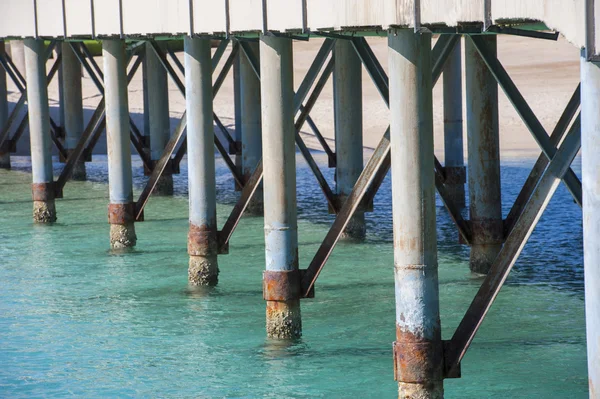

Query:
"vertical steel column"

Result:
[[0, 41, 10, 169], [142, 47, 151, 159], [389, 30, 443, 398], [333, 39, 365, 240], [184, 37, 219, 286], [465, 36, 502, 274], [25, 39, 56, 223], [145, 42, 173, 195], [233, 50, 243, 190], [260, 35, 302, 339], [103, 40, 137, 248], [443, 38, 466, 210], [61, 42, 86, 180], [581, 54, 600, 398], [240, 41, 263, 215]]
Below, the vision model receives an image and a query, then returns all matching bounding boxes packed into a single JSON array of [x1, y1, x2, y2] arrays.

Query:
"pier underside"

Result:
[[0, 1, 596, 397]]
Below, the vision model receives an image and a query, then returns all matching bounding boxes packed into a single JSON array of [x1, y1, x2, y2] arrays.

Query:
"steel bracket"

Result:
[[263, 269, 314, 301]]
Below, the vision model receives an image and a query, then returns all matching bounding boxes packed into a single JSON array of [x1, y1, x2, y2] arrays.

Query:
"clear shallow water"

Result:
[[0, 152, 587, 398]]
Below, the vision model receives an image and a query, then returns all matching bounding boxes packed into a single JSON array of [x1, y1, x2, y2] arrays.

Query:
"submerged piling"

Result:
[[0, 41, 9, 169], [184, 37, 219, 286], [260, 35, 302, 339], [61, 42, 86, 180], [103, 39, 136, 248], [333, 39, 365, 240], [389, 30, 443, 398], [240, 42, 263, 215], [442, 38, 465, 210], [24, 39, 56, 223], [465, 37, 503, 274], [581, 53, 600, 398], [145, 42, 173, 195]]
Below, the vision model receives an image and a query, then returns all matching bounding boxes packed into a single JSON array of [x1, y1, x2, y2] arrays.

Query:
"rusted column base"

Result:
[[469, 243, 502, 275], [152, 174, 174, 196], [188, 255, 219, 285], [266, 300, 302, 339], [398, 382, 443, 399], [33, 200, 56, 223], [341, 210, 366, 241], [0, 153, 10, 169], [109, 223, 137, 248], [188, 223, 219, 285], [67, 150, 87, 181], [245, 188, 264, 216]]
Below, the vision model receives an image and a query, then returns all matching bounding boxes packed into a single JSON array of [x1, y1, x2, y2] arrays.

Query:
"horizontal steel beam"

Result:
[[504, 83, 581, 236], [469, 35, 582, 206], [445, 114, 581, 377]]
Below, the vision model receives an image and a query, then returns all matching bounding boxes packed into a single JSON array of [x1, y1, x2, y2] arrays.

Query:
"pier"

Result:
[[0, 1, 595, 397]]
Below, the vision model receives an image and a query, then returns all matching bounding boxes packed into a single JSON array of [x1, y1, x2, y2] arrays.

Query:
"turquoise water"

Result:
[[0, 153, 587, 398]]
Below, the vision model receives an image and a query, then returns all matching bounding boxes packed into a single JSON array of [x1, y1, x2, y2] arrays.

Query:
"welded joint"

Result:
[[442, 166, 466, 185], [263, 269, 314, 301], [143, 159, 176, 176], [229, 140, 242, 156], [328, 152, 337, 168], [327, 193, 373, 215], [108, 202, 142, 224], [393, 340, 461, 382], [32, 182, 62, 201], [216, 230, 230, 255], [459, 219, 504, 245]]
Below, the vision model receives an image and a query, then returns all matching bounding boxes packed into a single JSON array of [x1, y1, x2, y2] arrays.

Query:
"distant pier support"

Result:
[[443, 38, 466, 210], [103, 39, 137, 248], [260, 35, 302, 339], [61, 42, 86, 180], [333, 39, 365, 240], [465, 37, 503, 274], [0, 41, 9, 169], [240, 41, 263, 215], [25, 39, 56, 223], [389, 30, 443, 398], [581, 53, 600, 398], [145, 42, 173, 195], [184, 37, 219, 286]]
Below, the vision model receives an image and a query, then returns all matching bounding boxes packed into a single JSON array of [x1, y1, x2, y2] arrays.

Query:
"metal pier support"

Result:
[[240, 42, 263, 215], [184, 37, 219, 286], [145, 42, 173, 195], [103, 39, 137, 248], [61, 42, 86, 180], [333, 39, 365, 240], [389, 30, 443, 398], [0, 41, 9, 169], [581, 54, 600, 397], [465, 37, 502, 274], [260, 35, 302, 339], [233, 52, 243, 190], [442, 38, 466, 210], [24, 39, 57, 223]]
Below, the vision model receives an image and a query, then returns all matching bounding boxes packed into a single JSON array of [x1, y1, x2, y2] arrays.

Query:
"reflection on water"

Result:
[[0, 153, 587, 398]]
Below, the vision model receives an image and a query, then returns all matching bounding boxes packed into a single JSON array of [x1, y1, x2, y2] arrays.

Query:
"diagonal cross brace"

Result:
[[0, 42, 60, 152], [300, 34, 467, 297], [216, 39, 337, 252], [54, 54, 144, 196], [69, 42, 152, 170], [444, 114, 581, 378], [134, 40, 241, 221], [504, 83, 581, 237], [468, 35, 582, 206]]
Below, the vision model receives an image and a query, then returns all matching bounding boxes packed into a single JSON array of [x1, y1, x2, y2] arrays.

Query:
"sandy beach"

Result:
[[5, 35, 581, 161]]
